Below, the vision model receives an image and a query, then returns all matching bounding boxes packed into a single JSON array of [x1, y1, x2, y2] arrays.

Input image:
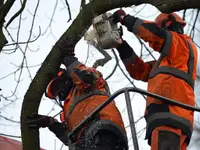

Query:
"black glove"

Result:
[[113, 9, 127, 24], [73, 68, 96, 85], [58, 37, 75, 62], [26, 114, 56, 128]]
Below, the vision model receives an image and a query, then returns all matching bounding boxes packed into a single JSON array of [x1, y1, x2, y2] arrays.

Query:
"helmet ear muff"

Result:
[[168, 14, 176, 21], [160, 14, 184, 34], [167, 14, 184, 34], [56, 79, 73, 101]]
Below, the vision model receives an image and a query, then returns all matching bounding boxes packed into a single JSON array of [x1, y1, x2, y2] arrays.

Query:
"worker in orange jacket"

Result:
[[26, 56, 128, 150], [112, 10, 198, 150]]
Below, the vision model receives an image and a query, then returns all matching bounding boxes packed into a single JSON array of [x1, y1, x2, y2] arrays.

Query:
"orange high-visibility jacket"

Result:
[[47, 62, 126, 140], [63, 63, 125, 134], [117, 16, 198, 144]]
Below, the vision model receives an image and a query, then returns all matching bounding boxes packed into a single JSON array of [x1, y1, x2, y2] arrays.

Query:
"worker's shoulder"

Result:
[[170, 32, 192, 44], [170, 31, 190, 39]]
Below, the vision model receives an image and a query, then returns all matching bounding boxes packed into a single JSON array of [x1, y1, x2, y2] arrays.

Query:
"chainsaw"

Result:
[[85, 13, 122, 50]]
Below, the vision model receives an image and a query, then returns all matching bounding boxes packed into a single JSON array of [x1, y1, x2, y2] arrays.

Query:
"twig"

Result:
[[5, 0, 27, 28], [0, 114, 20, 123], [0, 133, 21, 138], [90, 41, 112, 68], [42, 0, 58, 35], [0, 0, 15, 24], [65, 0, 72, 22], [4, 26, 41, 47], [189, 9, 199, 39], [105, 49, 119, 80]]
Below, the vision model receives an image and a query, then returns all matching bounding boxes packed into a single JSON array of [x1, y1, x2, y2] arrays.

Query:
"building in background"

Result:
[[0, 136, 45, 150]]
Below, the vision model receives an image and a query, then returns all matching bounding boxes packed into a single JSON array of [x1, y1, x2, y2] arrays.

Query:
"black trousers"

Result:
[[70, 130, 127, 150]]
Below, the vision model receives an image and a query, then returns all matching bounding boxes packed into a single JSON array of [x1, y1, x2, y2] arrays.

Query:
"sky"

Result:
[[0, 0, 199, 150]]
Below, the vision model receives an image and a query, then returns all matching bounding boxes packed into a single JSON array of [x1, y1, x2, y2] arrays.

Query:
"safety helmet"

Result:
[[155, 13, 186, 28], [46, 69, 73, 101]]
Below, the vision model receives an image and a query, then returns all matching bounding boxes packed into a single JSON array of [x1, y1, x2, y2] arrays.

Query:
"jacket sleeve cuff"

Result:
[[63, 57, 82, 75], [122, 15, 138, 32], [116, 40, 134, 58], [116, 40, 139, 65], [67, 61, 82, 76]]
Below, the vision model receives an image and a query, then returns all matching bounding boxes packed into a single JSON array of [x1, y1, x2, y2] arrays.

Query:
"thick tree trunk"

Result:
[[20, 0, 200, 150]]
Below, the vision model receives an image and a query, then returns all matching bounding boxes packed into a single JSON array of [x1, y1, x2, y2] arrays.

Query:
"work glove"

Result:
[[112, 9, 127, 24], [73, 68, 96, 85], [57, 37, 75, 62], [26, 114, 57, 128]]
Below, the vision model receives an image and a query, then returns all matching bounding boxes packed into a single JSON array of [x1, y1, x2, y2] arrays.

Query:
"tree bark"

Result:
[[144, 0, 200, 13], [20, 0, 200, 150]]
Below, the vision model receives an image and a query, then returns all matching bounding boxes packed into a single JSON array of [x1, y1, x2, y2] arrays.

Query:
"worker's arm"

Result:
[[63, 57, 104, 92], [113, 10, 171, 56], [48, 121, 69, 146], [26, 114, 69, 146], [116, 40, 155, 82], [122, 15, 166, 52]]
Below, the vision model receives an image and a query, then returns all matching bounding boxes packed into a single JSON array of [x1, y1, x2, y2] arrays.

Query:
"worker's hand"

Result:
[[113, 9, 127, 24], [26, 114, 57, 128], [73, 68, 96, 85]]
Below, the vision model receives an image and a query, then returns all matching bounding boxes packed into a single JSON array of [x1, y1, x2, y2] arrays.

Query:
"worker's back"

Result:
[[146, 32, 197, 125], [188, 49, 200, 150]]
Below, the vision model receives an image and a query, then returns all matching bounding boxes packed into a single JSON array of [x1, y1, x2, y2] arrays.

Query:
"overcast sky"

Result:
[[0, 0, 199, 150]]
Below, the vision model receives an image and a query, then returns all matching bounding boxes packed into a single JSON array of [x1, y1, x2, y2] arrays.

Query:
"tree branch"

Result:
[[0, 0, 4, 7], [80, 0, 86, 10], [105, 49, 119, 80], [0, 0, 16, 52], [91, 41, 112, 68], [65, 0, 72, 22], [5, 0, 27, 28], [144, 0, 200, 13], [0, 0, 15, 24]]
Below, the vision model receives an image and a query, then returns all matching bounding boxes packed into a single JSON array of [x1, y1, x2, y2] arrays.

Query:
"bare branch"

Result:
[[65, 0, 72, 22], [5, 0, 27, 28], [80, 0, 86, 10], [0, 133, 21, 138], [42, 0, 58, 36], [0, 114, 20, 123], [105, 49, 119, 80], [0, 0, 15, 24], [90, 41, 112, 68], [190, 9, 199, 39], [144, 0, 200, 13], [4, 26, 41, 47]]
